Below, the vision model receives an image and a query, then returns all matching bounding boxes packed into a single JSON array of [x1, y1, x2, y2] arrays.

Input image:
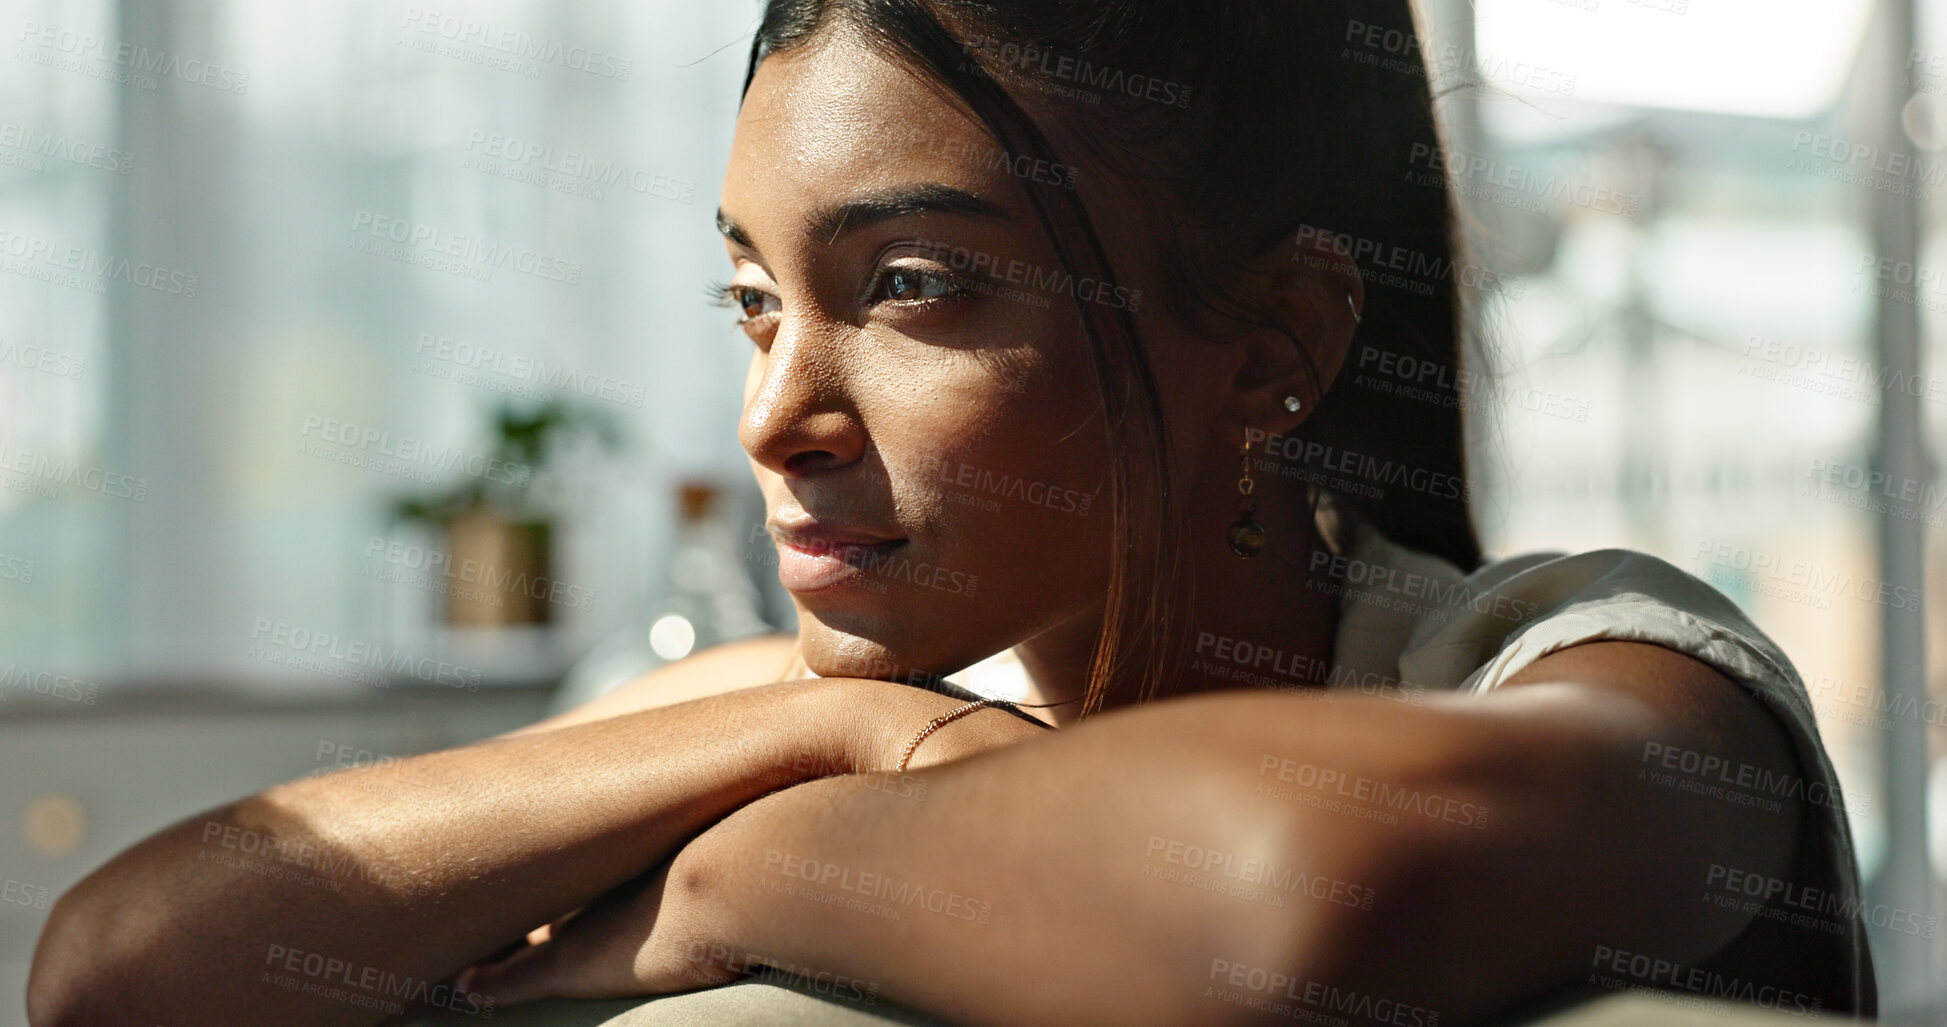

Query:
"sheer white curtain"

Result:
[[0, 0, 760, 688]]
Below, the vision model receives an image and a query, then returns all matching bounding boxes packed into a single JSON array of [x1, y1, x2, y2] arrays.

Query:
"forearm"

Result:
[[28, 678, 882, 1027], [671, 659, 1799, 1027], [669, 689, 1495, 1027]]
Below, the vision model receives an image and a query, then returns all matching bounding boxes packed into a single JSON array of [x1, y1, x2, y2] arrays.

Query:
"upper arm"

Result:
[[1494, 639, 1803, 917], [498, 632, 802, 740], [1336, 639, 1805, 1021]]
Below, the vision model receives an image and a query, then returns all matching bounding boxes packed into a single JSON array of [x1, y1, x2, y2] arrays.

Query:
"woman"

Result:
[[27, 1, 1875, 1024]]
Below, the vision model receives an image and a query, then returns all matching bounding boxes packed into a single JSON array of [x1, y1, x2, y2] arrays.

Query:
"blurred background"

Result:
[[0, 0, 1941, 1022]]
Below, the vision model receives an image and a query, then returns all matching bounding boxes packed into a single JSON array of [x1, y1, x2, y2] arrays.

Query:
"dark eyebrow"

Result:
[[716, 184, 1009, 252], [716, 209, 753, 248]]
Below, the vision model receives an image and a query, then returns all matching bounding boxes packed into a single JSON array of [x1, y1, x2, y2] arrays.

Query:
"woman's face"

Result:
[[719, 28, 1227, 683]]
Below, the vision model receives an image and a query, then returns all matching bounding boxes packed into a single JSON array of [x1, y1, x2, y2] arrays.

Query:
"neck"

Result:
[[1012, 480, 1341, 728]]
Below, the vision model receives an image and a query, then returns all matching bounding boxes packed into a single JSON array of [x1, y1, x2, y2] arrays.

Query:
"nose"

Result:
[[738, 319, 870, 478]]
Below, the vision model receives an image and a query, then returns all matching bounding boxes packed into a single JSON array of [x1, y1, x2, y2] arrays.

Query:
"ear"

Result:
[[1221, 227, 1364, 446]]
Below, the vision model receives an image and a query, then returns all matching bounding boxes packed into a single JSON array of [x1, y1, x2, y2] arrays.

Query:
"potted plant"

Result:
[[391, 399, 621, 626]]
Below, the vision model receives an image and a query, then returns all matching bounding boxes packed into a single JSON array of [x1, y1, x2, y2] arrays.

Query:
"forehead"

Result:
[[724, 30, 1019, 225]]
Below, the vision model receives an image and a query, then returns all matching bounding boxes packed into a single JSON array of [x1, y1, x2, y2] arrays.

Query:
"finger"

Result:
[[467, 940, 566, 1005], [528, 903, 587, 946]]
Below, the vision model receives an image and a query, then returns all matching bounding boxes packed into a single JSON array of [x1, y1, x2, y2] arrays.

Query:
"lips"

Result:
[[768, 520, 909, 594]]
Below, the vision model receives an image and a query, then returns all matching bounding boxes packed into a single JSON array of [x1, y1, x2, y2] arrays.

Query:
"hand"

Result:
[[454, 685, 1046, 1006], [892, 698, 1050, 772], [453, 860, 732, 1005], [833, 678, 1054, 773]]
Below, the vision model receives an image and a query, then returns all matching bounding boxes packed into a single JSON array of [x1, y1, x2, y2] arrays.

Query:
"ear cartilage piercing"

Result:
[[1284, 396, 1303, 413], [1227, 425, 1266, 559]]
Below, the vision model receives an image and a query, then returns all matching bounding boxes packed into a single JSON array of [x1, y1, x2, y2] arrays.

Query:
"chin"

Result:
[[795, 609, 978, 684]]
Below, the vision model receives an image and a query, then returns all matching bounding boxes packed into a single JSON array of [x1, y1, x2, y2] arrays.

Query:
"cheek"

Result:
[[883, 340, 1101, 496], [888, 354, 1111, 575]]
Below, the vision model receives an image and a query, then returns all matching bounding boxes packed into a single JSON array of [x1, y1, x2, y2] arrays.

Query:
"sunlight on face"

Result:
[[718, 28, 1120, 682]]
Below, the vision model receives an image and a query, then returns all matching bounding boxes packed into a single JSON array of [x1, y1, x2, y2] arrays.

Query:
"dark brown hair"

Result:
[[745, 0, 1483, 715]]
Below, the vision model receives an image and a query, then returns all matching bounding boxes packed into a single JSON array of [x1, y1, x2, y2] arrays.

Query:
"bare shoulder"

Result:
[[501, 632, 802, 738]]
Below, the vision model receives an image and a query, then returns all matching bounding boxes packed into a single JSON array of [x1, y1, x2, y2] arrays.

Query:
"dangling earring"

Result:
[[1228, 424, 1265, 559], [1348, 295, 1362, 325]]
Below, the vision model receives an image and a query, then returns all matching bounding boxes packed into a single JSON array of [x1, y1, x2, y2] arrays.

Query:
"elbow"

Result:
[[23, 957, 66, 1027], [25, 965, 87, 1027], [27, 891, 100, 1027], [28, 885, 159, 1027]]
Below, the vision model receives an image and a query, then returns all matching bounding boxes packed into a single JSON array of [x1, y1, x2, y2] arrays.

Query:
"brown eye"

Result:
[[733, 287, 779, 321], [711, 281, 781, 324]]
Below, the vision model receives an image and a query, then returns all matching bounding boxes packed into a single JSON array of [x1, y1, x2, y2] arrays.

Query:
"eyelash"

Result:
[[707, 281, 756, 318]]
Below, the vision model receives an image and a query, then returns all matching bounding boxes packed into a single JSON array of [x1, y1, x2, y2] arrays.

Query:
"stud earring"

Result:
[[1227, 424, 1265, 559], [1284, 396, 1303, 413]]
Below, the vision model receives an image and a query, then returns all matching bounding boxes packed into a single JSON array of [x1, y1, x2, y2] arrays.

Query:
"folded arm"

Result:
[[642, 641, 1803, 1026], [25, 647, 1034, 1027]]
